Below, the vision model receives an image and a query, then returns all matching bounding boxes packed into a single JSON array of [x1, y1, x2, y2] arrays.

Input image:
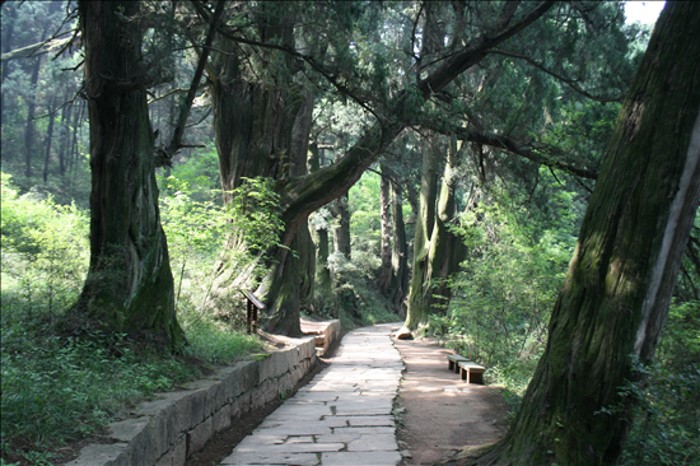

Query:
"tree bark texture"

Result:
[[426, 138, 467, 312], [405, 137, 443, 329], [405, 136, 466, 328], [76, 0, 184, 348], [209, 4, 319, 335], [473, 3, 700, 464]]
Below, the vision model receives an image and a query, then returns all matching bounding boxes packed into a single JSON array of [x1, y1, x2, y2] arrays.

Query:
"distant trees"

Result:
[[1, 1, 86, 193]]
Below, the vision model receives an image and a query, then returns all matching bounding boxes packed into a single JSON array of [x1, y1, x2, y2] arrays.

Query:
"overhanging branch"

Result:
[[489, 49, 624, 103]]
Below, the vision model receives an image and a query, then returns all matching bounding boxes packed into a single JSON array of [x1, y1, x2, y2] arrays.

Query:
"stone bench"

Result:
[[458, 361, 485, 384], [447, 354, 470, 373]]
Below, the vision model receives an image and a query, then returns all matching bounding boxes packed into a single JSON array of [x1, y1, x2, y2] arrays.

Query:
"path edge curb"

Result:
[[63, 336, 318, 466]]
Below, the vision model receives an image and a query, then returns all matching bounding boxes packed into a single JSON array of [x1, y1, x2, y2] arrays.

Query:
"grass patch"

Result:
[[0, 307, 265, 465], [0, 171, 268, 464]]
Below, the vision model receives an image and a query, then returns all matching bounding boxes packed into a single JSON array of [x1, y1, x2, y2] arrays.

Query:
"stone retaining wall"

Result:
[[318, 319, 341, 357], [300, 319, 341, 357], [65, 336, 317, 466]]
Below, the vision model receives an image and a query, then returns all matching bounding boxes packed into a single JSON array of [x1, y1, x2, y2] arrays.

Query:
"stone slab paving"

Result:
[[220, 323, 403, 466]]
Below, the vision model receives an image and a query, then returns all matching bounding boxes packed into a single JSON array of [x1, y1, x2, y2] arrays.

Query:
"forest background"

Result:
[[1, 1, 697, 465]]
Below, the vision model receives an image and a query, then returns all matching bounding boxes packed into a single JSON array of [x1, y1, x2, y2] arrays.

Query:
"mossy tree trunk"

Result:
[[405, 137, 442, 329], [426, 138, 467, 313], [470, 3, 700, 464], [259, 92, 316, 336], [208, 3, 321, 335], [75, 0, 184, 349], [405, 136, 466, 329]]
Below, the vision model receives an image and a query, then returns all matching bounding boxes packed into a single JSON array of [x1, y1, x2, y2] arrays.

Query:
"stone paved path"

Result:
[[220, 323, 403, 466]]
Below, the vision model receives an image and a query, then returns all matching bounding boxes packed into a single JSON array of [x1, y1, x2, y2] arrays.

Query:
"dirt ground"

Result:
[[394, 337, 510, 466]]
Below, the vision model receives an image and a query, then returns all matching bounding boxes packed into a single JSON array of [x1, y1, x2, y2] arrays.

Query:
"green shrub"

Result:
[[620, 300, 700, 466], [0, 172, 267, 464]]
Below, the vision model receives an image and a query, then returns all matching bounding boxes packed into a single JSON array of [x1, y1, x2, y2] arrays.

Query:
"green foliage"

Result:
[[226, 177, 285, 255], [349, 170, 382, 256], [429, 181, 577, 398], [159, 171, 228, 308], [0, 328, 191, 463], [179, 303, 264, 365], [620, 300, 700, 466], [328, 252, 400, 329], [1, 172, 89, 316], [1, 171, 266, 464]]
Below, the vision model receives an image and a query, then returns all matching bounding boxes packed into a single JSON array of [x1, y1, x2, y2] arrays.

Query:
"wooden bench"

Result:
[[447, 354, 470, 373], [458, 361, 485, 384]]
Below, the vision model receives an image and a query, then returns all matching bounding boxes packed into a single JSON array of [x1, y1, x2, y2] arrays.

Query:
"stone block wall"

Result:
[[300, 319, 341, 357], [64, 336, 317, 466]]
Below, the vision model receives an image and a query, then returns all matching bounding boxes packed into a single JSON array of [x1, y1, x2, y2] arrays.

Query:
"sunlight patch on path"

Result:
[[219, 323, 404, 466]]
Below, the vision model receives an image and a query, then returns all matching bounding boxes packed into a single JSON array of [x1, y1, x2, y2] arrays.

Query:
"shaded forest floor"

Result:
[[394, 337, 509, 466]]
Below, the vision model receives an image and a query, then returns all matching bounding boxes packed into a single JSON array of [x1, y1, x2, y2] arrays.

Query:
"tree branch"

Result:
[[489, 49, 625, 103], [277, 2, 555, 243], [157, 0, 224, 167]]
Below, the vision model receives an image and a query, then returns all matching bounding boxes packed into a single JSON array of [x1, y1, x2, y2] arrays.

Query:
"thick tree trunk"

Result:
[[425, 138, 467, 312], [209, 5, 319, 335], [405, 138, 443, 329], [75, 0, 184, 349], [471, 4, 700, 464], [261, 224, 315, 336]]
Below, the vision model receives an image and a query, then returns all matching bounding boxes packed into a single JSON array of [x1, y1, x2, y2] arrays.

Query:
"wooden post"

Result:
[[240, 290, 265, 334]]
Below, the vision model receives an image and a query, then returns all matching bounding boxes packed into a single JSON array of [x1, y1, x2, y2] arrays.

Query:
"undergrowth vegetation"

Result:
[[0, 170, 265, 465], [421, 179, 700, 465]]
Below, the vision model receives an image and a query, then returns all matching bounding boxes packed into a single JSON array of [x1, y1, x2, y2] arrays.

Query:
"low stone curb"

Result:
[[301, 319, 341, 357], [64, 336, 317, 466]]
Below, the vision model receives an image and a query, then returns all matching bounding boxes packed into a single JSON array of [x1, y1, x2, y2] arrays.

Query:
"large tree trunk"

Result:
[[405, 137, 443, 329], [426, 137, 467, 312], [471, 3, 700, 464], [405, 136, 466, 328], [75, 0, 184, 349], [209, 4, 318, 335]]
